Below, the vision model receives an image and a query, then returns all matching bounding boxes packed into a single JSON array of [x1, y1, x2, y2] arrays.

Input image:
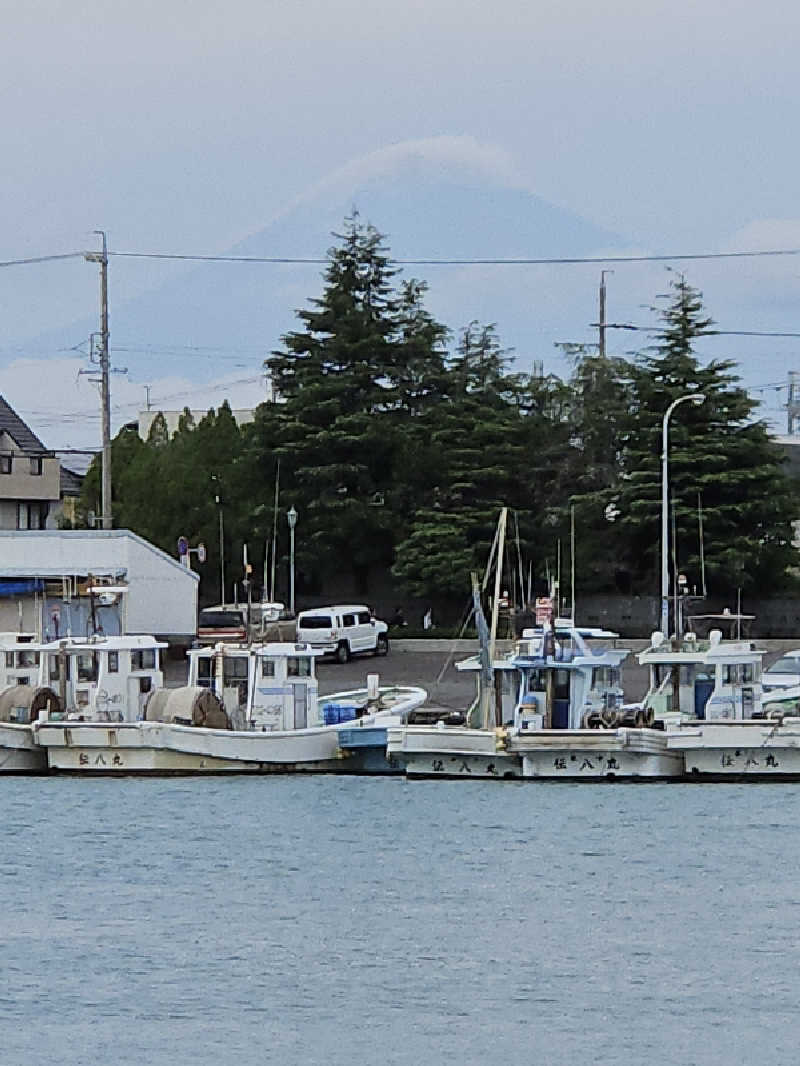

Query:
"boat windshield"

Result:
[[767, 657, 800, 674]]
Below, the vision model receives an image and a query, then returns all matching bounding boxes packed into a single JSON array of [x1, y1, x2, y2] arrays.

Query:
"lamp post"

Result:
[[287, 505, 297, 616], [661, 393, 705, 636]]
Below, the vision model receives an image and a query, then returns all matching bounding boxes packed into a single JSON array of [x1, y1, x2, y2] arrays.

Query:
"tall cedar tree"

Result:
[[263, 215, 447, 593], [614, 275, 798, 596]]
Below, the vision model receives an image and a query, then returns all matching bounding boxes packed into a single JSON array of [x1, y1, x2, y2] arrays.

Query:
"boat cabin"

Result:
[[638, 629, 764, 723], [456, 624, 629, 731], [187, 641, 322, 731], [38, 635, 166, 721], [0, 632, 40, 689], [510, 625, 628, 730]]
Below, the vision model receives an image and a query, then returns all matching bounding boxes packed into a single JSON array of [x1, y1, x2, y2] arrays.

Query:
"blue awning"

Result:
[[0, 579, 45, 597]]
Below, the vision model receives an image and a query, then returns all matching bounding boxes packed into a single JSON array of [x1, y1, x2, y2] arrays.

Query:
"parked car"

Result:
[[295, 604, 389, 662], [762, 650, 800, 691], [197, 606, 247, 644]]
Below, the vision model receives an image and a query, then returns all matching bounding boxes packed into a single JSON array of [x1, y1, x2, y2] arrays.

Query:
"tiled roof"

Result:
[[0, 396, 49, 453]]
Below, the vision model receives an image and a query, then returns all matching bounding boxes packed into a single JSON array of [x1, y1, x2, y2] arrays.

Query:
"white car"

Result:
[[762, 650, 800, 691], [295, 604, 389, 663]]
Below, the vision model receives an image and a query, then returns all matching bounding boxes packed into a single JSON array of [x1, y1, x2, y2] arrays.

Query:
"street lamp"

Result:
[[287, 505, 298, 616], [661, 393, 705, 636], [212, 475, 225, 605]]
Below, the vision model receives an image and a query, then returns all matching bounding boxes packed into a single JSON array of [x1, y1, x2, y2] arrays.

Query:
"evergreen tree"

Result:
[[263, 215, 447, 592], [614, 275, 799, 596]]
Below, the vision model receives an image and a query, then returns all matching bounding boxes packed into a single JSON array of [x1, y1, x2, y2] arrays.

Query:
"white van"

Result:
[[295, 604, 389, 663]]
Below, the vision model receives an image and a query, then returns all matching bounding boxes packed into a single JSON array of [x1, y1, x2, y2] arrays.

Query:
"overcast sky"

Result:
[[3, 0, 800, 448]]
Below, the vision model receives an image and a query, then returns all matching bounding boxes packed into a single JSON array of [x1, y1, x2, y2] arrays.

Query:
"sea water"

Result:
[[2, 777, 798, 1065]]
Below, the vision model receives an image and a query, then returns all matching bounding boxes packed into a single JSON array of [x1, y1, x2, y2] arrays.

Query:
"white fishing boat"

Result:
[[392, 618, 681, 780], [638, 623, 800, 778], [36, 641, 426, 774], [1, 632, 166, 773], [504, 621, 682, 780]]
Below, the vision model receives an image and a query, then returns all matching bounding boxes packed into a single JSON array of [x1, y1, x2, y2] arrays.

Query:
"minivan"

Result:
[[295, 604, 388, 662]]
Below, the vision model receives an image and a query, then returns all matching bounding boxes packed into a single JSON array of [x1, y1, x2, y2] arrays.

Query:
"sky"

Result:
[[3, 0, 800, 451]]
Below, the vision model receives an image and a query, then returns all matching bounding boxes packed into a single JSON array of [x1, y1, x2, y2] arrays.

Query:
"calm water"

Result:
[[3, 777, 798, 1065]]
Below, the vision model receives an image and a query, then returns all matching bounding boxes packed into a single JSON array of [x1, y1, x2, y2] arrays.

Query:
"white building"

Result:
[[0, 530, 198, 641]]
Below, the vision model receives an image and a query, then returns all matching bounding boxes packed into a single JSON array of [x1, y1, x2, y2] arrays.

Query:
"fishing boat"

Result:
[[390, 618, 682, 780], [36, 640, 426, 774], [640, 620, 800, 778], [1, 632, 166, 773]]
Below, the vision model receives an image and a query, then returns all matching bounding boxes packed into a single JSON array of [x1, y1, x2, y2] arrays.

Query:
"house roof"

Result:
[[0, 396, 49, 454]]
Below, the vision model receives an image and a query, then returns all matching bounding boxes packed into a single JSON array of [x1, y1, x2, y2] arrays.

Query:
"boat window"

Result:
[[767, 657, 800, 674], [554, 669, 570, 701], [18, 650, 39, 667], [196, 658, 214, 685], [523, 668, 547, 694], [298, 615, 333, 629], [287, 657, 311, 678], [222, 656, 249, 683], [5, 652, 12, 668], [107, 651, 119, 673], [259, 658, 276, 678], [742, 663, 756, 683], [76, 652, 98, 683], [131, 649, 157, 671], [723, 664, 742, 684]]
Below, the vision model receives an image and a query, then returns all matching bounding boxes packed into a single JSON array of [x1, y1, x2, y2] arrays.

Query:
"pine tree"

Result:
[[614, 275, 799, 596]]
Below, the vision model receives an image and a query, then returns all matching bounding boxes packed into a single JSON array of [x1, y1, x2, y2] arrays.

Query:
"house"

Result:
[[0, 395, 62, 530]]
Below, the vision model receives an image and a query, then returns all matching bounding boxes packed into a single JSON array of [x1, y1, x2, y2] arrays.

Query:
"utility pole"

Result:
[[598, 269, 613, 358], [85, 231, 111, 529]]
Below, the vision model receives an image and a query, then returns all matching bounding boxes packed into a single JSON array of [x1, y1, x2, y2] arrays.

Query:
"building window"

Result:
[[17, 502, 46, 530], [0, 455, 10, 474], [30, 457, 43, 475]]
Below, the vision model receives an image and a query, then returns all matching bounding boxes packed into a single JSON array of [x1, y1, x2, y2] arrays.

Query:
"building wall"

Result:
[[0, 530, 199, 638]]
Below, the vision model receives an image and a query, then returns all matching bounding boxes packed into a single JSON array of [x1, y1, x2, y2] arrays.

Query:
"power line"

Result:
[[0, 252, 84, 268], [109, 248, 800, 266]]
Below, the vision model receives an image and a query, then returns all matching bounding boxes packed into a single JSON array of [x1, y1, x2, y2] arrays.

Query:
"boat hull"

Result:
[[386, 725, 522, 779], [36, 720, 348, 774], [508, 728, 683, 780], [0, 722, 47, 773], [671, 720, 800, 779]]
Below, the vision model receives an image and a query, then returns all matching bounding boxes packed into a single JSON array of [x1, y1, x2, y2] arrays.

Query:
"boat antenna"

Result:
[[698, 492, 706, 598], [570, 502, 576, 624], [737, 588, 742, 640]]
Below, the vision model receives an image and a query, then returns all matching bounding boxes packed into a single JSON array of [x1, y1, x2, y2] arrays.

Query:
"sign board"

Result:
[[197, 543, 206, 563], [535, 597, 553, 625], [177, 536, 189, 557]]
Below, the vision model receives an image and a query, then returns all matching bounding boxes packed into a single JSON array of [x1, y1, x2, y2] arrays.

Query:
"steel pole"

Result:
[[661, 394, 705, 636]]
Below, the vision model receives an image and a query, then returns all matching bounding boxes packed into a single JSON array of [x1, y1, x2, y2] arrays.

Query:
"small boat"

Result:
[[36, 641, 426, 774], [2, 633, 166, 773]]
